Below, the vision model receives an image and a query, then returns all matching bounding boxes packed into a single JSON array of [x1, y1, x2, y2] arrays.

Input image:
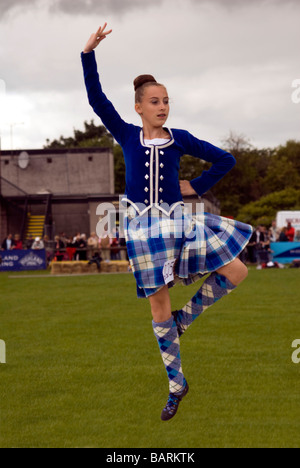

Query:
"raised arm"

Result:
[[81, 24, 130, 146]]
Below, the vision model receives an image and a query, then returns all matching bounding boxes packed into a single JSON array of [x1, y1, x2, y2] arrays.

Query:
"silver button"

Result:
[[160, 199, 163, 203], [145, 150, 150, 155], [145, 162, 150, 167], [144, 187, 149, 192], [144, 199, 149, 204], [160, 163, 164, 168], [160, 175, 164, 180], [159, 188, 163, 193], [145, 174, 149, 179], [160, 151, 164, 155]]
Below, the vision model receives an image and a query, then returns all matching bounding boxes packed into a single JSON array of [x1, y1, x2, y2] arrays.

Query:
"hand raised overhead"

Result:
[[83, 23, 112, 53]]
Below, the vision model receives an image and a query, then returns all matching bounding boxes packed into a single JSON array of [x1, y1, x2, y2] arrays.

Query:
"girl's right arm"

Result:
[[81, 24, 130, 146]]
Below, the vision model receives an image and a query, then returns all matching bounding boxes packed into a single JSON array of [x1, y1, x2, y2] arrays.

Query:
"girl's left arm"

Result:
[[179, 130, 236, 197]]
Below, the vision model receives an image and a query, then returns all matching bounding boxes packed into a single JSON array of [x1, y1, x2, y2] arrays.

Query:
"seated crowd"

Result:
[[1, 231, 128, 264], [2, 220, 299, 267]]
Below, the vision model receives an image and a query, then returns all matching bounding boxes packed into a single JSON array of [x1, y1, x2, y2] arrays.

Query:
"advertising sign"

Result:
[[271, 242, 300, 264], [0, 249, 46, 271]]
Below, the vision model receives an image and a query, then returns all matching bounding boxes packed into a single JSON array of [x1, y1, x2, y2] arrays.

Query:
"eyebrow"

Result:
[[148, 96, 169, 100]]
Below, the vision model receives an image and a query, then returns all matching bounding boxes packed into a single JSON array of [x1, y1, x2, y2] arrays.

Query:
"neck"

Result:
[[142, 124, 169, 140]]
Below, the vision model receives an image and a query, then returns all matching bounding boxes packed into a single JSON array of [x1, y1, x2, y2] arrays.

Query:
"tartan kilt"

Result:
[[124, 205, 253, 298]]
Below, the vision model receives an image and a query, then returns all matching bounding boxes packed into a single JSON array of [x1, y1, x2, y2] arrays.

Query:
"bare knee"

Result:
[[148, 286, 172, 323], [217, 258, 248, 286]]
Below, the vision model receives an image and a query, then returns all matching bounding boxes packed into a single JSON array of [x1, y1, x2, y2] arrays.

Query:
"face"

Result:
[[135, 85, 169, 129]]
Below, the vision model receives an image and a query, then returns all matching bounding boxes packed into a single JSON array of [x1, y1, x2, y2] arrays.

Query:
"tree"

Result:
[[237, 188, 300, 227], [44, 120, 114, 149]]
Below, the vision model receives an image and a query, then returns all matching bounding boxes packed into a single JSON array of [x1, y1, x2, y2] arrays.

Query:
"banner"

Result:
[[0, 249, 47, 271], [271, 242, 300, 264]]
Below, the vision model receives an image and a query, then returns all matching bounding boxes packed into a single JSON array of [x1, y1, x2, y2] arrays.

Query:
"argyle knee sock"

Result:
[[152, 316, 185, 394], [174, 272, 236, 337]]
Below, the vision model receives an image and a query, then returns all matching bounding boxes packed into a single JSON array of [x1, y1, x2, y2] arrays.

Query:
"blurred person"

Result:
[[286, 222, 295, 242], [99, 235, 111, 261], [279, 227, 289, 242], [269, 220, 279, 242], [87, 232, 99, 259], [25, 234, 34, 250], [294, 230, 300, 242], [1, 234, 15, 250], [54, 235, 65, 261], [13, 234, 23, 250], [31, 237, 44, 250]]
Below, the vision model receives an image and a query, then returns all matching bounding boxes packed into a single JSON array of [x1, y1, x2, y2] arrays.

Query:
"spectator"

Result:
[[269, 220, 280, 242], [31, 237, 45, 250], [255, 225, 270, 267], [1, 234, 15, 250], [119, 235, 128, 261], [54, 235, 65, 261], [294, 230, 300, 242], [246, 230, 257, 263], [25, 234, 34, 249], [88, 251, 102, 271], [43, 235, 53, 264], [74, 233, 87, 260], [279, 227, 289, 242], [87, 232, 99, 259], [13, 234, 23, 250], [66, 236, 77, 261], [110, 236, 120, 260], [99, 235, 111, 261], [286, 222, 295, 242]]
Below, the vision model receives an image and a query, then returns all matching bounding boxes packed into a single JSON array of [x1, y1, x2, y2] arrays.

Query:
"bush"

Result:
[[237, 188, 300, 226]]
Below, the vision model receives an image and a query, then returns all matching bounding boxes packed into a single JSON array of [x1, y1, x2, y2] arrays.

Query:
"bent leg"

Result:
[[173, 258, 248, 336]]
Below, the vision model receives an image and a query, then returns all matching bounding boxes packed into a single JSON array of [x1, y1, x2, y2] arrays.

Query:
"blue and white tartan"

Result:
[[124, 205, 253, 298]]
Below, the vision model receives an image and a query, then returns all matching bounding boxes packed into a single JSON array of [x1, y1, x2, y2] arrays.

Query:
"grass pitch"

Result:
[[0, 268, 299, 448]]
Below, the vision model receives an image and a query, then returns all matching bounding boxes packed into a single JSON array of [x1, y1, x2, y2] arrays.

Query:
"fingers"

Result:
[[96, 23, 112, 41]]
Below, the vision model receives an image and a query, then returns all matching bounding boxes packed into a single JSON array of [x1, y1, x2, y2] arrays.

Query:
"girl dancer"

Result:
[[81, 24, 252, 421]]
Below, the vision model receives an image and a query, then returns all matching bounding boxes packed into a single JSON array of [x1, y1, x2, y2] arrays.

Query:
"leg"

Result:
[[216, 257, 248, 286], [150, 286, 188, 420], [173, 258, 248, 336], [148, 285, 171, 323]]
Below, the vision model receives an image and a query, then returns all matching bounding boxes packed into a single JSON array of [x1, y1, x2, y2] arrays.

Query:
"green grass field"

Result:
[[0, 268, 299, 448]]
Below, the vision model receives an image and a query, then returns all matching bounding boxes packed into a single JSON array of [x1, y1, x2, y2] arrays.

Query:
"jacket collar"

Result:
[[139, 128, 174, 148]]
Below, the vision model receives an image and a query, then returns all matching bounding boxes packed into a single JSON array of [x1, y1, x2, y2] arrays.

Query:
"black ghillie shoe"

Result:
[[161, 381, 189, 421], [172, 310, 183, 337]]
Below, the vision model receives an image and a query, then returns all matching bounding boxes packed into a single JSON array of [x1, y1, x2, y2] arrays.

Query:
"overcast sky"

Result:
[[0, 0, 299, 151]]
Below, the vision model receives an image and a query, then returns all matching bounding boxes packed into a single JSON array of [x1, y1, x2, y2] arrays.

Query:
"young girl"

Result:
[[81, 24, 253, 421]]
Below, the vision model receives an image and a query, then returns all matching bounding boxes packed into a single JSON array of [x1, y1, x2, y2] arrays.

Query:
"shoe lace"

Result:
[[166, 394, 179, 409]]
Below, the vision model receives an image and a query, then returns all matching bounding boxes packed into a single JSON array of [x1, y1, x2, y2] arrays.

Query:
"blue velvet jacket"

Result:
[[81, 51, 236, 215]]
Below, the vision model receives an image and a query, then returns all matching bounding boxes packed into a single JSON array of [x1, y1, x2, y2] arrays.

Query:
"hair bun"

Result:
[[133, 74, 157, 92]]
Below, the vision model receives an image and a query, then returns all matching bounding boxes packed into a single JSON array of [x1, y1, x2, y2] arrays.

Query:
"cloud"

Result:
[[1, 0, 298, 19]]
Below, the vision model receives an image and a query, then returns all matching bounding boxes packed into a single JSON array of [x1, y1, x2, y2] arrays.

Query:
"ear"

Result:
[[135, 102, 142, 115]]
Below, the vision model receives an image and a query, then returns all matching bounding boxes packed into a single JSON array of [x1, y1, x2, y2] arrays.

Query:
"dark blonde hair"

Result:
[[134, 74, 165, 103]]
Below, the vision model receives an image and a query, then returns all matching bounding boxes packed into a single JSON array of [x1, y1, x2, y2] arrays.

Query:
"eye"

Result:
[[163, 98, 169, 105]]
